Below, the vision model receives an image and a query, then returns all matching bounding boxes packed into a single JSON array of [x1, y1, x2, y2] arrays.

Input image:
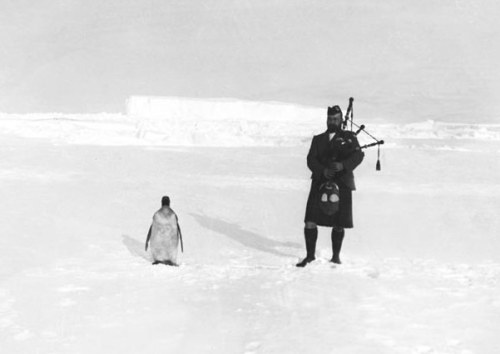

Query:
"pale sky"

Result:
[[1, 0, 499, 122]]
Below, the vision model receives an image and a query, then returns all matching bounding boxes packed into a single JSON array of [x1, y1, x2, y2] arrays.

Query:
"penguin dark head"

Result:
[[161, 196, 170, 207]]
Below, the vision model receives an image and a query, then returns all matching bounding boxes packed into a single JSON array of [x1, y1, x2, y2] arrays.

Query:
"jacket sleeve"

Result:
[[307, 136, 326, 179]]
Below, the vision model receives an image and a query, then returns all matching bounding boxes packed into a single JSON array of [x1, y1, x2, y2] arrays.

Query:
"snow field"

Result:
[[1, 125, 499, 353]]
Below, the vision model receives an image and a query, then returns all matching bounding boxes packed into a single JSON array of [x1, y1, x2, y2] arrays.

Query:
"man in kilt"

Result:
[[297, 105, 365, 267]]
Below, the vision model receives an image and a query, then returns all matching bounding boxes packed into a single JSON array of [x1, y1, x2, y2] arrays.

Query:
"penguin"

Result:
[[145, 196, 183, 266]]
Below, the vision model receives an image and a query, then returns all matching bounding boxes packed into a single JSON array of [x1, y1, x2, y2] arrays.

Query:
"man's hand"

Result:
[[331, 162, 344, 172], [323, 168, 336, 179]]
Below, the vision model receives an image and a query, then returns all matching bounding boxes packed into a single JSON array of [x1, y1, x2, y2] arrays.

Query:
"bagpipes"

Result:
[[319, 98, 384, 216], [342, 97, 384, 171]]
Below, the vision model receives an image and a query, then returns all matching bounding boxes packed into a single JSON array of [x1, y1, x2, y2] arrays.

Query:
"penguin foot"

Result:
[[152, 260, 178, 266], [163, 260, 179, 267]]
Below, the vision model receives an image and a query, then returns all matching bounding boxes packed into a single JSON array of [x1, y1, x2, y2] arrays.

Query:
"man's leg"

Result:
[[296, 222, 318, 267], [330, 225, 345, 264]]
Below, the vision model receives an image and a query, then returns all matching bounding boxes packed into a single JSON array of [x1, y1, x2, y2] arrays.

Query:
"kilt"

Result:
[[304, 179, 353, 228]]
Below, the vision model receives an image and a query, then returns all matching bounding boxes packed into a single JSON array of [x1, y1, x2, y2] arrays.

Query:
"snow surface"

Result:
[[1, 99, 500, 353]]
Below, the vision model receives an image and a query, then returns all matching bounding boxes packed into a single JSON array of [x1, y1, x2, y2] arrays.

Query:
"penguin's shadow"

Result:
[[122, 234, 151, 262], [190, 213, 301, 258]]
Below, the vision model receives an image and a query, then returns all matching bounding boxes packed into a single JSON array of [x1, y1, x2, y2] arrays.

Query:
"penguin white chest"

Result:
[[150, 212, 179, 263]]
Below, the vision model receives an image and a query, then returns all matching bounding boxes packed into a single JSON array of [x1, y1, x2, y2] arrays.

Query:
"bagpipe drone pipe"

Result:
[[342, 97, 384, 171]]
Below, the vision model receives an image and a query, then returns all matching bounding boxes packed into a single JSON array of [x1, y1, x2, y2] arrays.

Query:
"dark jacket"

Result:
[[307, 130, 364, 190]]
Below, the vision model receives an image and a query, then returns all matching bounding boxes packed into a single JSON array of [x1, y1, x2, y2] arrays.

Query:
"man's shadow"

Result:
[[122, 234, 151, 262], [191, 213, 301, 258]]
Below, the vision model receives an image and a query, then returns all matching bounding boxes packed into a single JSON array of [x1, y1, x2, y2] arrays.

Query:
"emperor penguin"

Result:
[[145, 196, 183, 266]]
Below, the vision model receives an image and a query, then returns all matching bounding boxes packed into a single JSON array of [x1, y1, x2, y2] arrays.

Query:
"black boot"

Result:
[[296, 228, 318, 267], [330, 227, 345, 264]]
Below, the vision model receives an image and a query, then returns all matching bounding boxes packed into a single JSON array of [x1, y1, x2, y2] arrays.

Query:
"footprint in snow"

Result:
[[244, 341, 262, 353]]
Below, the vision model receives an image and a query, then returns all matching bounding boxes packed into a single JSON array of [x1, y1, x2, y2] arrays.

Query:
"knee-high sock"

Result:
[[305, 227, 318, 259], [331, 228, 345, 257]]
